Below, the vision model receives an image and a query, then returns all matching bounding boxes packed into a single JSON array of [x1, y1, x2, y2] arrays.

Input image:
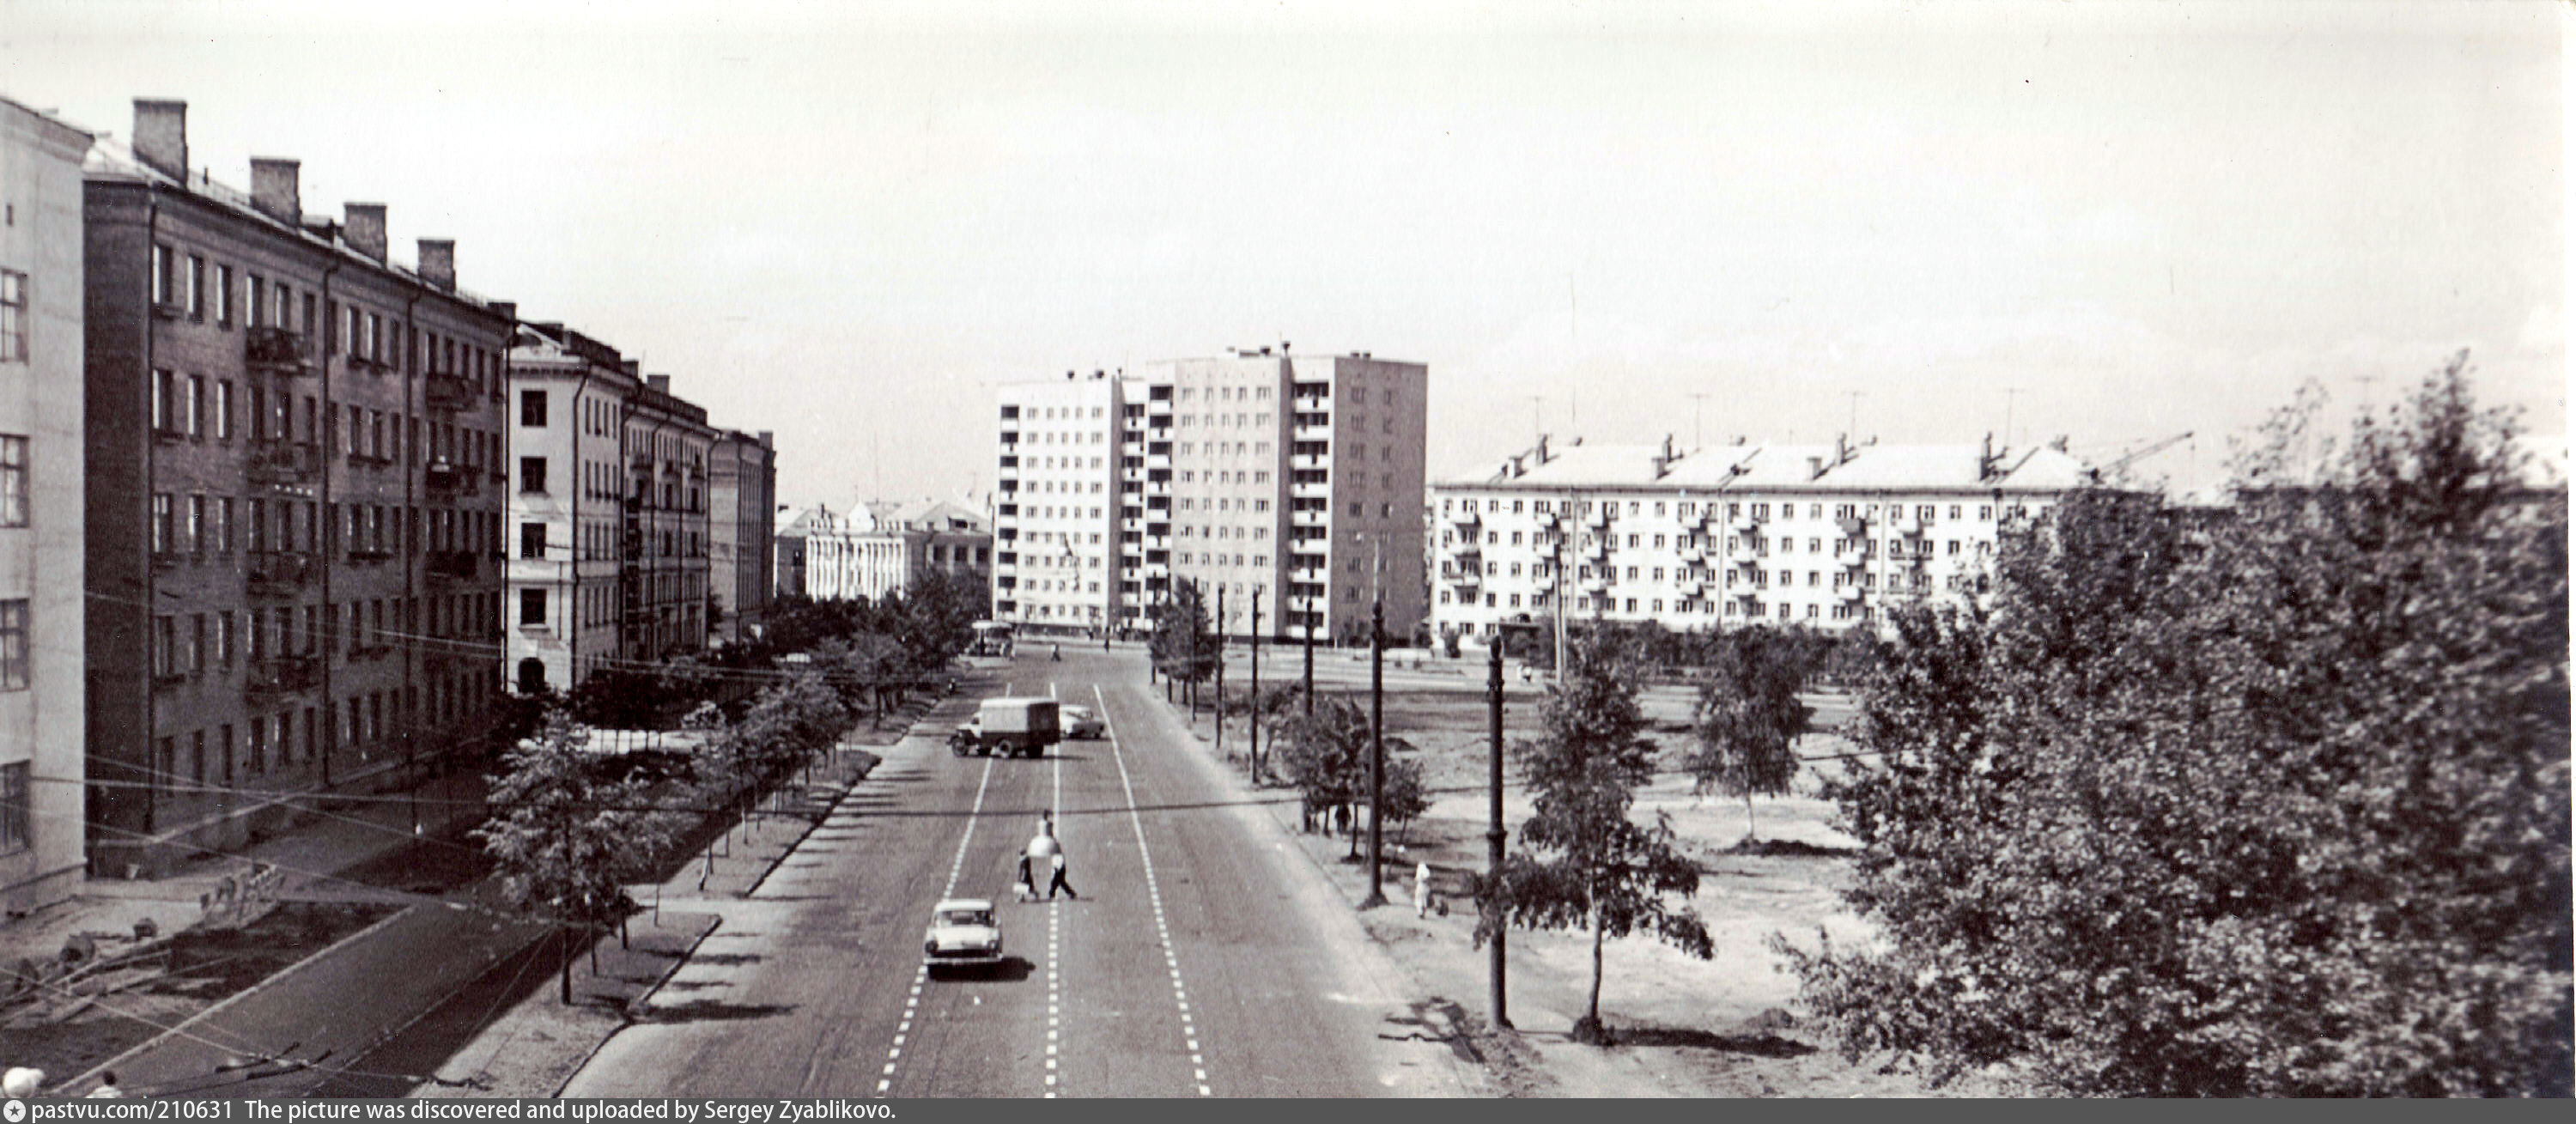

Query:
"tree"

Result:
[[1688, 625, 1814, 840], [1150, 580, 1218, 691], [1270, 696, 1417, 858], [475, 714, 673, 1003], [1779, 355, 2572, 1096], [1472, 631, 1714, 1044]]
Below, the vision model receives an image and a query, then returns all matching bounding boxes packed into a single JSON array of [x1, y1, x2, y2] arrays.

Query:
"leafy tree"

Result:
[[476, 715, 674, 1003], [1473, 631, 1714, 1044], [1150, 580, 1219, 689], [1779, 355, 2572, 1096], [1271, 696, 1418, 858], [1688, 625, 1814, 840]]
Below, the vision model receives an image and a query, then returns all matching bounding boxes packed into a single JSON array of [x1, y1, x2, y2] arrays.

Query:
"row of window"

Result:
[[151, 590, 499, 675], [149, 494, 497, 558], [0, 270, 27, 363], [149, 368, 502, 471], [147, 244, 501, 387], [151, 669, 491, 797]]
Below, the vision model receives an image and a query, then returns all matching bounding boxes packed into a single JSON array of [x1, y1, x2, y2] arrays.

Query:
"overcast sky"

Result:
[[3, 0, 2561, 507]]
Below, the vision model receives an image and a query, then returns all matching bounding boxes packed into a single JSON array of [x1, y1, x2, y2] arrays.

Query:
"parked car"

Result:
[[1060, 704, 1106, 739], [922, 897, 1002, 973], [948, 697, 1061, 758]]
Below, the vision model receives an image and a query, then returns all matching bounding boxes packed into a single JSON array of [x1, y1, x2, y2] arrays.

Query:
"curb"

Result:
[[547, 914, 725, 1099], [741, 749, 883, 900], [63, 902, 423, 1091]]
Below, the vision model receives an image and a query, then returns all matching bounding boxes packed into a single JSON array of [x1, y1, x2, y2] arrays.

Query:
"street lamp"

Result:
[[1359, 598, 1388, 909]]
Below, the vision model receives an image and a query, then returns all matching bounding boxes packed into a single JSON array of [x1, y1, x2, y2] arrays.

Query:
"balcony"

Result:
[[246, 440, 319, 487], [246, 551, 315, 595], [424, 459, 479, 498], [427, 550, 477, 584], [245, 655, 320, 701], [1838, 583, 1866, 602], [347, 547, 393, 566], [1837, 514, 1869, 537], [1732, 512, 1765, 534], [1837, 547, 1869, 568], [1450, 508, 1481, 529], [424, 372, 475, 412], [1678, 543, 1705, 563], [245, 327, 312, 374]]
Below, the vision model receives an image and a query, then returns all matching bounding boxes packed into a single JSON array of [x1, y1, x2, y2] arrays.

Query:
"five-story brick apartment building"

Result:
[[1428, 434, 2090, 645], [82, 100, 512, 873], [993, 349, 1429, 647], [501, 323, 642, 693], [2, 95, 91, 914], [708, 428, 776, 644], [619, 375, 716, 661]]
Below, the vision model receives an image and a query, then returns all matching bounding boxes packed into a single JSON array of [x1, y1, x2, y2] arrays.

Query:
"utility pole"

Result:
[[1302, 593, 1315, 718], [1486, 638, 1511, 1028], [1249, 586, 1262, 782], [1360, 599, 1388, 908], [1215, 586, 1226, 759]]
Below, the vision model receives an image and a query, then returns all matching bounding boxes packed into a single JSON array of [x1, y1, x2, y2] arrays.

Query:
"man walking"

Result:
[[1046, 848, 1079, 901]]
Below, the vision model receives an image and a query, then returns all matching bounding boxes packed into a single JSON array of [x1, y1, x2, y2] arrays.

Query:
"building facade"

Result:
[[1, 96, 91, 914], [82, 100, 513, 872], [708, 429, 776, 644], [993, 374, 1121, 635], [1428, 434, 2089, 643], [501, 323, 639, 694], [992, 349, 1430, 645], [848, 498, 989, 604], [619, 377, 716, 661]]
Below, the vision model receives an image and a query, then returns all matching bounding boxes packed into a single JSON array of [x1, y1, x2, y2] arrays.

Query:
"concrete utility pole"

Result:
[[1361, 599, 1388, 908], [1249, 586, 1262, 782], [1302, 593, 1315, 718], [1486, 639, 1511, 1028], [1215, 586, 1226, 757]]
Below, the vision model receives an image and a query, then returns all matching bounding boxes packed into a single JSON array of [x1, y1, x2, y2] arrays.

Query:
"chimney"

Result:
[[1535, 434, 1549, 464], [416, 239, 455, 292], [249, 158, 301, 225], [486, 301, 517, 322], [1807, 456, 1826, 479], [1836, 432, 1850, 465], [533, 320, 564, 337], [647, 374, 671, 395], [757, 430, 774, 450], [131, 99, 188, 181], [343, 203, 387, 262]]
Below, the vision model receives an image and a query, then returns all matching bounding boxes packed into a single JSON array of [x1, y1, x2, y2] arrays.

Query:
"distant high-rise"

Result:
[[991, 350, 1429, 645]]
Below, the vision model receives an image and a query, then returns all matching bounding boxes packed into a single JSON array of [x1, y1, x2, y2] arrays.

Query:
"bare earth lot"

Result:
[[1194, 653, 2018, 1097]]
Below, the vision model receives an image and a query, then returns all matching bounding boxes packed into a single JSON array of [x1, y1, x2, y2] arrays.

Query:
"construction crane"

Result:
[[2087, 431, 2193, 483]]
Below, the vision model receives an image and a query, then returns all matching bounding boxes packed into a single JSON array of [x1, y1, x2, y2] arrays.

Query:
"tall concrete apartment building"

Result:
[[620, 375, 716, 662], [1, 96, 91, 914], [1427, 434, 2090, 643], [993, 349, 1428, 646], [82, 100, 513, 872], [708, 428, 776, 644]]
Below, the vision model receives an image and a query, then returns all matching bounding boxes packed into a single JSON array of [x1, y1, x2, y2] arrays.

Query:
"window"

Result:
[[520, 522, 547, 560], [186, 253, 205, 317], [0, 762, 24, 855], [151, 243, 173, 305], [151, 494, 173, 553], [519, 456, 547, 494], [0, 599, 24, 690], [520, 390, 548, 428], [216, 264, 234, 325], [0, 436, 23, 526], [186, 374, 204, 436], [0, 270, 24, 361], [215, 380, 233, 440]]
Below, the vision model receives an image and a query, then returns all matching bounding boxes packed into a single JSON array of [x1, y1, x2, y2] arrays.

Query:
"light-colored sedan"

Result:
[[923, 898, 1002, 973], [1060, 704, 1107, 739]]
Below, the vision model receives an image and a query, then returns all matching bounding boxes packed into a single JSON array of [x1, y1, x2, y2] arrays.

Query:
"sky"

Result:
[[2, 0, 2561, 507]]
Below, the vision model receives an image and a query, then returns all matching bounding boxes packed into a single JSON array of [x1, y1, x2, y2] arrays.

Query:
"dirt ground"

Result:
[[1192, 674, 2021, 1097]]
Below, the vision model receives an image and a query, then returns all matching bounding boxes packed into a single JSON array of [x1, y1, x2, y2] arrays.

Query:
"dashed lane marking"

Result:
[[876, 752, 998, 1096], [1096, 684, 1213, 1097]]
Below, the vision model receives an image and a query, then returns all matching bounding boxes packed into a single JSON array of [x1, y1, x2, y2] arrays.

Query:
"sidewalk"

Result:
[[407, 700, 962, 1097]]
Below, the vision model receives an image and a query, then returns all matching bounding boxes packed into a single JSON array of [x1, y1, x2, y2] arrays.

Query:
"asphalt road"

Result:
[[562, 647, 1475, 1097]]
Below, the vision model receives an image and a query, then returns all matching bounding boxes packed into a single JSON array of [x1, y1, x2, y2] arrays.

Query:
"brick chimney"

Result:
[[486, 301, 517, 322], [757, 430, 773, 450], [620, 360, 641, 378], [647, 374, 671, 394], [416, 239, 455, 292], [343, 203, 387, 262], [249, 158, 301, 226], [131, 99, 189, 182]]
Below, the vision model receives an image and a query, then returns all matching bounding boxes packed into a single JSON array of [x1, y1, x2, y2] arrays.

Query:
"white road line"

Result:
[[878, 752, 999, 1096], [1095, 683, 1212, 1098], [1047, 679, 1066, 1097]]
